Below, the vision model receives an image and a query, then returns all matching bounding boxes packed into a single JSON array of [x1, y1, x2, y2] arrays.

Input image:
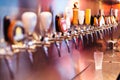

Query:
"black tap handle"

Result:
[[3, 16, 11, 41]]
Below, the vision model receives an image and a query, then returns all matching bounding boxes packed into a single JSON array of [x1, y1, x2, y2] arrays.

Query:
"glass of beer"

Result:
[[94, 51, 103, 70]]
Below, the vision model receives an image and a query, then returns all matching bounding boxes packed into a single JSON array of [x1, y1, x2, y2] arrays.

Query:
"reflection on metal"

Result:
[[73, 36, 78, 49], [55, 42, 61, 57], [65, 39, 70, 53], [71, 63, 91, 80], [28, 51, 34, 63], [43, 46, 49, 57]]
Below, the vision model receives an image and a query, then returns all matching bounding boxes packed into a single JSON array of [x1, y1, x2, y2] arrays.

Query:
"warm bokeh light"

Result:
[[117, 0, 120, 2]]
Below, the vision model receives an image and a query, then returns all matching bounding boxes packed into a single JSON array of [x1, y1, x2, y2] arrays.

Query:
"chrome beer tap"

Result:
[[52, 33, 61, 57], [62, 32, 71, 53], [70, 29, 78, 49]]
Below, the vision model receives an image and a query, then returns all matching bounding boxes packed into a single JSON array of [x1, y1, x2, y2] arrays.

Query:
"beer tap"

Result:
[[52, 32, 61, 57], [42, 36, 50, 57], [62, 32, 71, 53], [84, 9, 91, 44], [31, 34, 51, 57], [93, 16, 100, 40], [78, 10, 85, 47], [77, 27, 84, 47], [39, 11, 52, 57], [70, 29, 78, 49], [22, 12, 37, 63], [82, 26, 89, 44], [55, 14, 71, 53], [89, 26, 94, 43]]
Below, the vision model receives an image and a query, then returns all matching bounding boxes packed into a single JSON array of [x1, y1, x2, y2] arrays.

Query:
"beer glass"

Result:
[[94, 51, 103, 70]]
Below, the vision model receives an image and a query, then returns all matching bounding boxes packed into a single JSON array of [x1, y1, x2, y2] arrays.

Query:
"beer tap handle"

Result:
[[95, 30, 99, 40], [80, 34, 84, 47], [99, 31, 103, 39], [65, 39, 70, 53], [53, 33, 61, 57], [78, 35, 81, 48], [90, 32, 94, 43], [55, 42, 61, 57], [100, 29, 104, 36], [73, 36, 78, 49], [85, 34, 89, 44], [43, 46, 49, 57], [27, 50, 34, 63]]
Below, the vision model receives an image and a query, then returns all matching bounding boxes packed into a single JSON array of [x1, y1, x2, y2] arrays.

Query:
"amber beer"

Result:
[[85, 9, 91, 25]]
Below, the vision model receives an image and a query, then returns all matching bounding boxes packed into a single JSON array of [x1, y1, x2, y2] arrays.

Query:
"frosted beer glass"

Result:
[[85, 9, 91, 25], [94, 51, 103, 70]]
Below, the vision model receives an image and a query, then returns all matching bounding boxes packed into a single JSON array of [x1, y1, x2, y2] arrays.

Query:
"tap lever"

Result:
[[55, 42, 61, 57], [65, 39, 70, 53]]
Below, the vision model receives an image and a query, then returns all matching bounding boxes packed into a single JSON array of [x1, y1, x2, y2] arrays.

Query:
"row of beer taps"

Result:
[[0, 8, 118, 59]]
